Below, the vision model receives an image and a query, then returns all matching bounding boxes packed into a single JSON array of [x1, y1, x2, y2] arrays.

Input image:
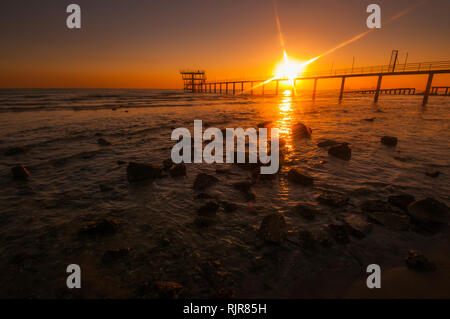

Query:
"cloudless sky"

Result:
[[1, 0, 449, 88]]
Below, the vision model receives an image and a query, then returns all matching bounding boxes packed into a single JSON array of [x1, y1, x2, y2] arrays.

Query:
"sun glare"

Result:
[[274, 55, 305, 82]]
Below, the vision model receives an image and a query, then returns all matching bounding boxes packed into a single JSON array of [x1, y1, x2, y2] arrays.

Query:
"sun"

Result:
[[274, 54, 305, 82]]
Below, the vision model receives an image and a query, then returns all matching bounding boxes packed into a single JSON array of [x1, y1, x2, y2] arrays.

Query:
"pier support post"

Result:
[[374, 75, 383, 103], [339, 77, 346, 102], [214, 83, 216, 93], [275, 80, 279, 95], [250, 82, 253, 95], [226, 83, 228, 94], [241, 82, 244, 93], [233, 82, 236, 94], [423, 73, 434, 106], [312, 78, 318, 101]]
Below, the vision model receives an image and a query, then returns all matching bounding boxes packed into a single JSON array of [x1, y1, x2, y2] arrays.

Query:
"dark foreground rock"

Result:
[[405, 250, 436, 272], [292, 122, 312, 139], [368, 211, 410, 231], [388, 194, 415, 209], [407, 198, 449, 225], [4, 146, 26, 156], [292, 203, 317, 220], [328, 143, 352, 160], [259, 213, 287, 243], [381, 136, 398, 147], [127, 162, 163, 182], [316, 191, 349, 207], [78, 218, 119, 238], [287, 169, 313, 186], [169, 163, 186, 177], [193, 173, 219, 191], [11, 165, 30, 180], [344, 214, 372, 238]]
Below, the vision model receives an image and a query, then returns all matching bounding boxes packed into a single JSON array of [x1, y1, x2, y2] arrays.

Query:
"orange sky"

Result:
[[1, 0, 449, 89]]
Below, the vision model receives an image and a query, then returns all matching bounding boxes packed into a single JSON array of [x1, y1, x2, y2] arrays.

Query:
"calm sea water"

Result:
[[0, 88, 449, 298]]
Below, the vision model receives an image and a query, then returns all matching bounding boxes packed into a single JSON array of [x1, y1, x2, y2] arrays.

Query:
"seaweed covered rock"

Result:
[[328, 143, 351, 160]]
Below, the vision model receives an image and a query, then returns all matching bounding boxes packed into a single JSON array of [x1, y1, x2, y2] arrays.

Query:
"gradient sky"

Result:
[[1, 0, 449, 88]]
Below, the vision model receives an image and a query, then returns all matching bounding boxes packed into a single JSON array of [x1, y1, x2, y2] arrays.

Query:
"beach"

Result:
[[0, 88, 449, 298]]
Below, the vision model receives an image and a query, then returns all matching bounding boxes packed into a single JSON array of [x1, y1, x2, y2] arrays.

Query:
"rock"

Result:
[[11, 165, 30, 180], [292, 203, 317, 220], [405, 250, 436, 272], [328, 143, 351, 160], [97, 138, 111, 146], [326, 223, 349, 244], [78, 218, 119, 237], [344, 214, 372, 238], [368, 211, 410, 231], [197, 201, 220, 217], [162, 158, 173, 170], [259, 213, 287, 243], [407, 198, 449, 225], [127, 162, 163, 183], [381, 136, 398, 147], [169, 163, 186, 177], [102, 248, 130, 264], [193, 173, 219, 191], [363, 117, 375, 122], [220, 201, 238, 212], [316, 191, 349, 207], [425, 171, 440, 178], [292, 122, 312, 138], [298, 229, 316, 249], [287, 169, 313, 186], [388, 194, 415, 209], [361, 199, 387, 212], [4, 146, 26, 156]]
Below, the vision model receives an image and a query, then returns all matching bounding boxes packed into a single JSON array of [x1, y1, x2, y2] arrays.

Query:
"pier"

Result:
[[349, 88, 416, 95], [181, 60, 450, 105]]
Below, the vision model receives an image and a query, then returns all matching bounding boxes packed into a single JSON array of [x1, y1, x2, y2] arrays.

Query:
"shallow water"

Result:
[[0, 89, 449, 298]]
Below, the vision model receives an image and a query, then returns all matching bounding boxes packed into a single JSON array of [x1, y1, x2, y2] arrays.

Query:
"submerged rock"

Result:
[[328, 143, 351, 160], [381, 136, 398, 147], [405, 250, 436, 272], [407, 198, 449, 225], [326, 223, 349, 244], [292, 203, 317, 220], [368, 211, 410, 231], [197, 201, 220, 217], [193, 173, 219, 191], [287, 169, 313, 186], [4, 146, 26, 156], [259, 213, 287, 243], [388, 194, 415, 209], [78, 218, 119, 238], [127, 162, 163, 182], [169, 163, 186, 177], [97, 138, 111, 146], [316, 191, 349, 207], [292, 122, 312, 139], [344, 214, 372, 238], [11, 165, 30, 180]]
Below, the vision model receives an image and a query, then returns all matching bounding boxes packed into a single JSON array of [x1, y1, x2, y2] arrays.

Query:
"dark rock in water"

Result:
[[381, 136, 398, 147], [287, 169, 313, 186], [425, 171, 440, 178], [232, 181, 252, 193], [97, 138, 111, 146], [407, 198, 449, 225], [4, 146, 26, 156], [127, 162, 163, 183], [220, 201, 238, 212], [328, 143, 351, 160], [298, 229, 316, 249], [102, 248, 130, 264], [292, 203, 317, 220], [139, 281, 184, 299], [292, 122, 312, 139], [78, 218, 119, 238], [388, 194, 415, 209], [344, 214, 372, 238], [259, 213, 287, 243], [317, 140, 343, 148], [169, 163, 186, 177], [405, 250, 436, 272], [361, 199, 387, 212], [363, 117, 375, 122], [368, 211, 410, 231], [11, 165, 30, 180], [193, 173, 219, 191], [326, 223, 349, 244], [316, 191, 349, 207], [162, 158, 173, 170], [197, 201, 220, 217], [194, 216, 216, 227]]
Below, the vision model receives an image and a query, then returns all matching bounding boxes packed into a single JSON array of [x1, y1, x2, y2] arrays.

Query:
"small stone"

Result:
[[193, 173, 219, 191], [169, 163, 186, 177], [197, 201, 220, 217], [368, 211, 410, 231], [292, 122, 312, 138], [97, 138, 111, 146], [4, 146, 26, 156], [388, 194, 415, 209], [316, 191, 349, 207], [405, 250, 436, 272], [259, 213, 287, 243], [381, 136, 398, 147], [328, 143, 351, 160], [287, 169, 313, 186], [425, 171, 440, 178], [127, 162, 163, 183], [326, 223, 349, 244], [11, 165, 30, 180], [344, 214, 372, 238], [292, 203, 317, 220]]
